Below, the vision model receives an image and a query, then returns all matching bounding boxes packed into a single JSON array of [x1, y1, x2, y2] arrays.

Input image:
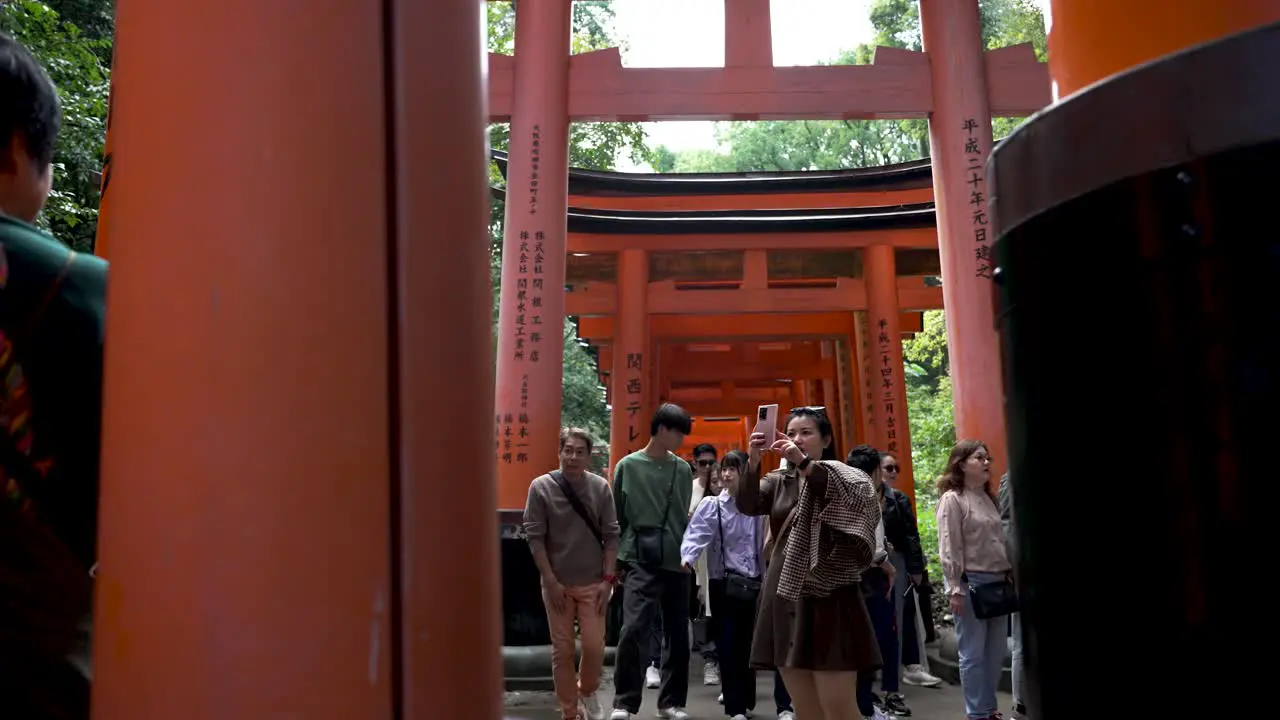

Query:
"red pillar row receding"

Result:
[[94, 0, 500, 717], [919, 0, 1008, 482], [610, 249, 650, 464], [493, 0, 572, 508]]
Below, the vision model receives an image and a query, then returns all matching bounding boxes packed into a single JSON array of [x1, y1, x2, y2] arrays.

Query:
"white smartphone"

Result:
[[754, 403, 779, 440]]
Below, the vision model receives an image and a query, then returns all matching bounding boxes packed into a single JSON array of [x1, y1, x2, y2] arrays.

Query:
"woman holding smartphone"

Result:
[[737, 407, 882, 720]]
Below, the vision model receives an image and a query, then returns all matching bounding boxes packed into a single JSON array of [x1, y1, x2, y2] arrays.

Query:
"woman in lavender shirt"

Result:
[[681, 451, 767, 720]]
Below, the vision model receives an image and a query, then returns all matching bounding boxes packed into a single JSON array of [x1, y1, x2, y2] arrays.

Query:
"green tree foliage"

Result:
[[1, 0, 112, 252], [903, 310, 955, 580], [487, 1, 653, 455]]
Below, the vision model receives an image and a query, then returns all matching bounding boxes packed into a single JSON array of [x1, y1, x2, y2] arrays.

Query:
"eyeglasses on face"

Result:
[[696, 459, 715, 467], [883, 464, 900, 473]]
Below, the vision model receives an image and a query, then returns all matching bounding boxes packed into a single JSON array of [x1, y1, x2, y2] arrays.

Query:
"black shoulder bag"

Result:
[[962, 493, 1021, 619], [963, 572, 1020, 619], [633, 462, 677, 567], [550, 470, 603, 547], [716, 501, 762, 601]]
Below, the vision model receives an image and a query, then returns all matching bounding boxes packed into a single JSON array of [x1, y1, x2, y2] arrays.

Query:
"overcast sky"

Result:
[[604, 0, 1052, 167]]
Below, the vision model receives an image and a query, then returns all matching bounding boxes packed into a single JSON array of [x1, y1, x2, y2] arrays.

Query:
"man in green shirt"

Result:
[[0, 32, 108, 719], [610, 403, 695, 720]]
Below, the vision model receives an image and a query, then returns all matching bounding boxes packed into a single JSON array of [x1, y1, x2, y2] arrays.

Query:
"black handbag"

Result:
[[716, 502, 762, 602], [964, 572, 1020, 619], [633, 463, 677, 566]]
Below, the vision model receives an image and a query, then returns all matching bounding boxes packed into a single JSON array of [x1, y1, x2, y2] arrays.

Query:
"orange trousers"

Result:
[[544, 584, 608, 719]]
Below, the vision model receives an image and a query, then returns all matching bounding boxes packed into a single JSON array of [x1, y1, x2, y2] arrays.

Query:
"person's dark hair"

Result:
[[692, 442, 716, 458], [935, 439, 994, 499], [844, 444, 881, 475], [558, 427, 593, 453], [650, 403, 693, 436], [786, 407, 837, 461], [0, 34, 61, 169], [720, 450, 748, 474]]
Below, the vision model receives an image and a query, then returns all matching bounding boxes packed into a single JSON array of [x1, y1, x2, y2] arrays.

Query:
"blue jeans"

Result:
[[954, 572, 1008, 719], [1011, 611, 1026, 709]]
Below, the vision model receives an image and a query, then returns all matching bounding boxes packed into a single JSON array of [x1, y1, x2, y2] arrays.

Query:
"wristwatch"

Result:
[[796, 454, 814, 471]]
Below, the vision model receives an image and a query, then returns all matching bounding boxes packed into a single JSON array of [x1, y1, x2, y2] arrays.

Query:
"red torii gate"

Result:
[[491, 0, 1048, 510]]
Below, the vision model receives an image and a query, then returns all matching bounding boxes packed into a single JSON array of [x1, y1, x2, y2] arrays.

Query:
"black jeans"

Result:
[[690, 579, 718, 663], [712, 578, 759, 717], [774, 670, 793, 713], [901, 588, 922, 666], [614, 565, 691, 713], [857, 568, 901, 715]]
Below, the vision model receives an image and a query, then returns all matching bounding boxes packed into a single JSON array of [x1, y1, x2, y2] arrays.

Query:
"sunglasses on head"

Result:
[[789, 405, 827, 415], [883, 464, 900, 473]]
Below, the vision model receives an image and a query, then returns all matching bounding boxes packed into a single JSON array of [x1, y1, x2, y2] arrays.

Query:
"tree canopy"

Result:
[[1, 0, 113, 252]]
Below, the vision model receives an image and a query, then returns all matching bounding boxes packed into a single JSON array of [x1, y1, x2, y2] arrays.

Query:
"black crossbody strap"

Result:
[[550, 470, 603, 547]]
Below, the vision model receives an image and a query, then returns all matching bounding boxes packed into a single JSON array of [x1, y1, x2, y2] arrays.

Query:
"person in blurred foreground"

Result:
[[0, 31, 108, 720]]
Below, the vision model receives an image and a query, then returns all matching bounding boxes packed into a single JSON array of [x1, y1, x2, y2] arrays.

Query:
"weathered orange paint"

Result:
[[94, 0, 398, 715], [493, 0, 572, 510], [865, 246, 915, 506], [1047, 0, 1280, 99], [920, 0, 1008, 481], [390, 0, 503, 715], [724, 0, 772, 68], [610, 249, 650, 460]]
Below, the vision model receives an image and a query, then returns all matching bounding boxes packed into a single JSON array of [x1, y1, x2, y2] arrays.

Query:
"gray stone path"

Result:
[[504, 665, 1011, 719]]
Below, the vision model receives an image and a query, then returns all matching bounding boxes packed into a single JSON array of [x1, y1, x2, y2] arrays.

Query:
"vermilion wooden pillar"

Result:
[[391, 0, 502, 716], [919, 0, 1007, 482], [865, 246, 915, 504], [94, 81, 114, 259], [493, 0, 572, 508], [828, 339, 856, 454], [96, 1, 394, 714], [1047, 0, 1280, 99], [91, 0, 497, 715], [610, 249, 649, 462], [852, 315, 877, 448]]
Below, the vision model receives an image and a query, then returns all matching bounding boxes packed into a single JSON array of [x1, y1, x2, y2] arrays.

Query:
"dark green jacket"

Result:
[[0, 215, 107, 569]]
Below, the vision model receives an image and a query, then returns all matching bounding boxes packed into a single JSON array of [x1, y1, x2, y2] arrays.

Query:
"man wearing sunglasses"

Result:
[[688, 443, 721, 687]]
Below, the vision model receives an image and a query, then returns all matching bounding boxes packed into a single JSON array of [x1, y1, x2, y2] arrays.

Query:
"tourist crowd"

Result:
[[524, 403, 1027, 720]]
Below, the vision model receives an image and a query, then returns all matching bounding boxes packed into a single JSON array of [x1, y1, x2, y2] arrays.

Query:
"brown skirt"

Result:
[[750, 555, 882, 673]]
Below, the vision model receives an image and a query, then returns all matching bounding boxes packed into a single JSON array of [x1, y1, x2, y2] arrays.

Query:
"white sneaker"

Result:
[[703, 661, 721, 686], [778, 712, 796, 720], [580, 693, 605, 720], [645, 664, 661, 689], [656, 708, 690, 720], [731, 715, 749, 720], [717, 693, 724, 704], [902, 663, 943, 688], [610, 711, 632, 720]]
